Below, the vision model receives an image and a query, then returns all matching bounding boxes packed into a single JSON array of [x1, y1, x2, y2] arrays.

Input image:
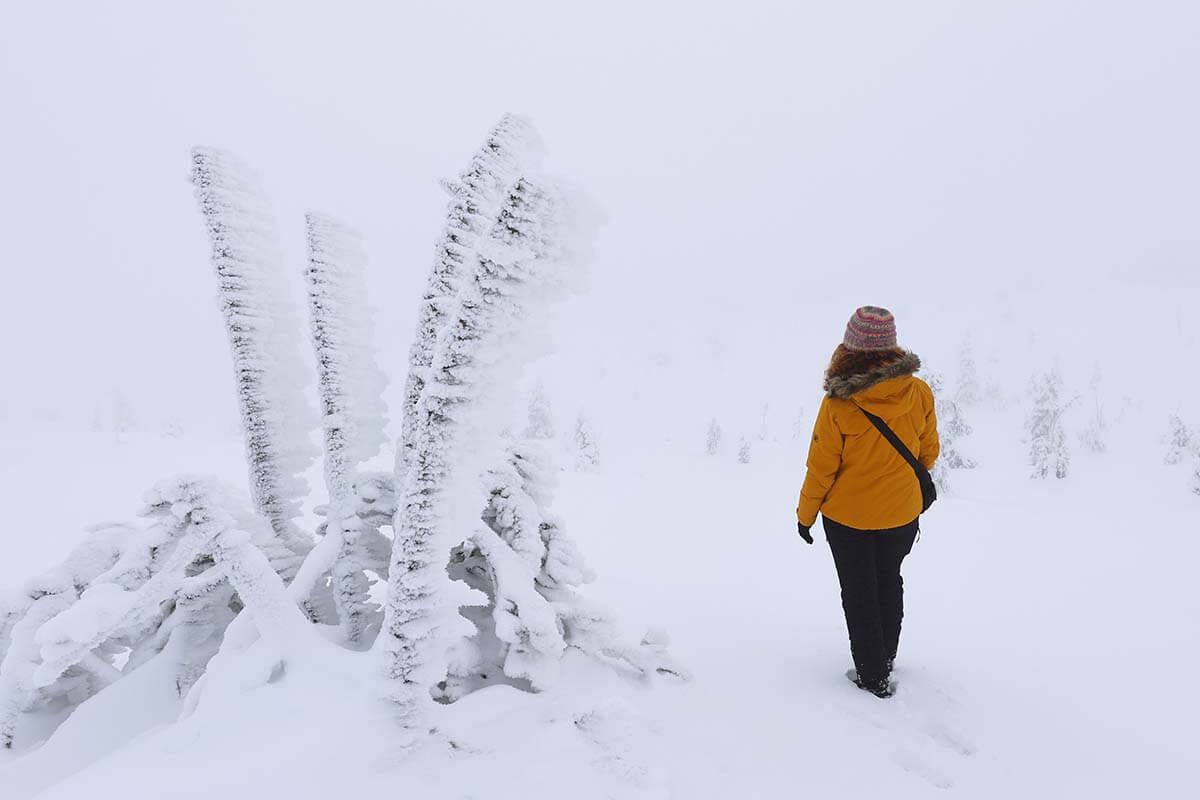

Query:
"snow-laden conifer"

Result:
[[0, 476, 329, 748], [523, 383, 556, 440], [956, 340, 982, 406], [1164, 414, 1194, 465], [1027, 369, 1071, 480], [1080, 366, 1107, 454], [793, 410, 806, 440], [573, 415, 599, 471], [304, 211, 388, 501], [379, 172, 585, 739], [444, 440, 687, 699], [190, 148, 318, 572], [925, 371, 976, 476], [397, 115, 543, 478], [303, 212, 390, 642], [706, 418, 722, 455], [737, 436, 751, 464]]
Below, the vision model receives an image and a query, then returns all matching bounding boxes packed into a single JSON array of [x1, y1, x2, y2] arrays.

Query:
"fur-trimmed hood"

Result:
[[823, 351, 922, 400]]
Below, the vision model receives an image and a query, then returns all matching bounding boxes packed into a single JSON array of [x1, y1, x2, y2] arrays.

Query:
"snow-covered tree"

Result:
[[1164, 414, 1194, 465], [573, 415, 599, 471], [304, 211, 388, 502], [0, 477, 313, 749], [706, 418, 722, 455], [304, 212, 390, 642], [379, 172, 568, 740], [1027, 369, 1071, 480], [191, 147, 318, 575], [3, 122, 685, 758], [397, 114, 542, 478], [1080, 365, 1107, 454], [737, 436, 751, 464], [956, 340, 982, 406], [793, 410, 806, 440], [109, 386, 139, 437], [1192, 464, 1200, 497], [925, 371, 975, 483], [310, 474, 395, 644], [523, 383, 556, 440], [445, 441, 686, 699]]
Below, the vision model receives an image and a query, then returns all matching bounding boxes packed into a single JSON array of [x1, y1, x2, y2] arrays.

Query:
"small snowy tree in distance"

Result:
[[706, 418, 722, 455], [1164, 414, 1194, 465], [191, 147, 318, 573], [1078, 363, 1107, 454], [737, 436, 751, 464], [523, 383, 556, 440], [573, 415, 599, 471], [956, 339, 982, 406], [925, 370, 976, 474], [109, 386, 139, 438], [1027, 368, 1071, 480]]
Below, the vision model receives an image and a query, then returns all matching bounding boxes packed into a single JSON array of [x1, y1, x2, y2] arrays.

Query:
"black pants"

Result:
[[823, 515, 918, 685]]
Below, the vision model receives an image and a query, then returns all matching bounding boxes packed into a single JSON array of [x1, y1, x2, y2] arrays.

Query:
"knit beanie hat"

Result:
[[843, 306, 898, 351]]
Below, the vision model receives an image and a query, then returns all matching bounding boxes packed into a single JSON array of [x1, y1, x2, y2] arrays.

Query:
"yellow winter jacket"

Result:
[[796, 353, 939, 531]]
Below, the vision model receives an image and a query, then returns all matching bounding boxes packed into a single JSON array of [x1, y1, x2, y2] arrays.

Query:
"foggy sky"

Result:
[[2, 0, 1198, 439]]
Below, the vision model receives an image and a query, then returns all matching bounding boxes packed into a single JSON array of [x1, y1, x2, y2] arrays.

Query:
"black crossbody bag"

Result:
[[855, 405, 937, 513]]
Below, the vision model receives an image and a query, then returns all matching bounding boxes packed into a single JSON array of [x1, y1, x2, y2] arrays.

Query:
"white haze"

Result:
[[2, 0, 1198, 447]]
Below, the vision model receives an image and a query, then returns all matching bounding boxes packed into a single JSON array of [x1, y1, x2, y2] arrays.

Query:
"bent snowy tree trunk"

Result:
[[304, 212, 388, 502], [304, 212, 390, 642], [190, 147, 318, 576], [397, 114, 543, 480], [379, 174, 569, 738]]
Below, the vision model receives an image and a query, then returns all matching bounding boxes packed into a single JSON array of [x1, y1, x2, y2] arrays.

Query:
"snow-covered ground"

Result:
[[2, 409, 1196, 797]]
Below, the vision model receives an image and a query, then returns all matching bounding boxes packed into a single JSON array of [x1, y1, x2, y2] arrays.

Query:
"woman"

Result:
[[795, 306, 939, 698]]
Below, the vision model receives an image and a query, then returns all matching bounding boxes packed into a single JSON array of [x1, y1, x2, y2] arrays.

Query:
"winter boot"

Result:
[[847, 669, 893, 699]]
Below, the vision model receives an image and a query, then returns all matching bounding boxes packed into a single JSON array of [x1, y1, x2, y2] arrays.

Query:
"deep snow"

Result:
[[2, 408, 1197, 797]]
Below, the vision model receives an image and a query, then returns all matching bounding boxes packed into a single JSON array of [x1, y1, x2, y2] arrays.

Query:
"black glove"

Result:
[[797, 521, 813, 545]]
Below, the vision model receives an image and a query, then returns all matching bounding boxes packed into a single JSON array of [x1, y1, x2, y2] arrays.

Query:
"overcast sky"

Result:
[[2, 0, 1197, 437]]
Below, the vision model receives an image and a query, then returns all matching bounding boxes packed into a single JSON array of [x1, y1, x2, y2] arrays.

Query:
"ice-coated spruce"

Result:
[[573, 415, 600, 471], [0, 477, 312, 749], [956, 340, 982, 406], [441, 439, 687, 700], [706, 418, 722, 455], [523, 383, 556, 440], [397, 114, 543, 481], [1027, 368, 1071, 480], [1164, 414, 1194, 465], [190, 148, 318, 573], [303, 212, 389, 641], [378, 173, 568, 739], [304, 212, 388, 502], [924, 371, 975, 491]]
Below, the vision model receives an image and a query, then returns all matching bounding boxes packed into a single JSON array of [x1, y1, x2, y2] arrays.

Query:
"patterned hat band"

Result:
[[843, 305, 898, 351]]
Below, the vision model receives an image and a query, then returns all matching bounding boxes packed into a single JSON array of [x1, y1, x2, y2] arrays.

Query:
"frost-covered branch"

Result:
[[442, 442, 688, 700], [191, 147, 318, 573]]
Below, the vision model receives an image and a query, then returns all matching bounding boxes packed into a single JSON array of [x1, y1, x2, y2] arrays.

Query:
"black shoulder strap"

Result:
[[854, 404, 923, 472]]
